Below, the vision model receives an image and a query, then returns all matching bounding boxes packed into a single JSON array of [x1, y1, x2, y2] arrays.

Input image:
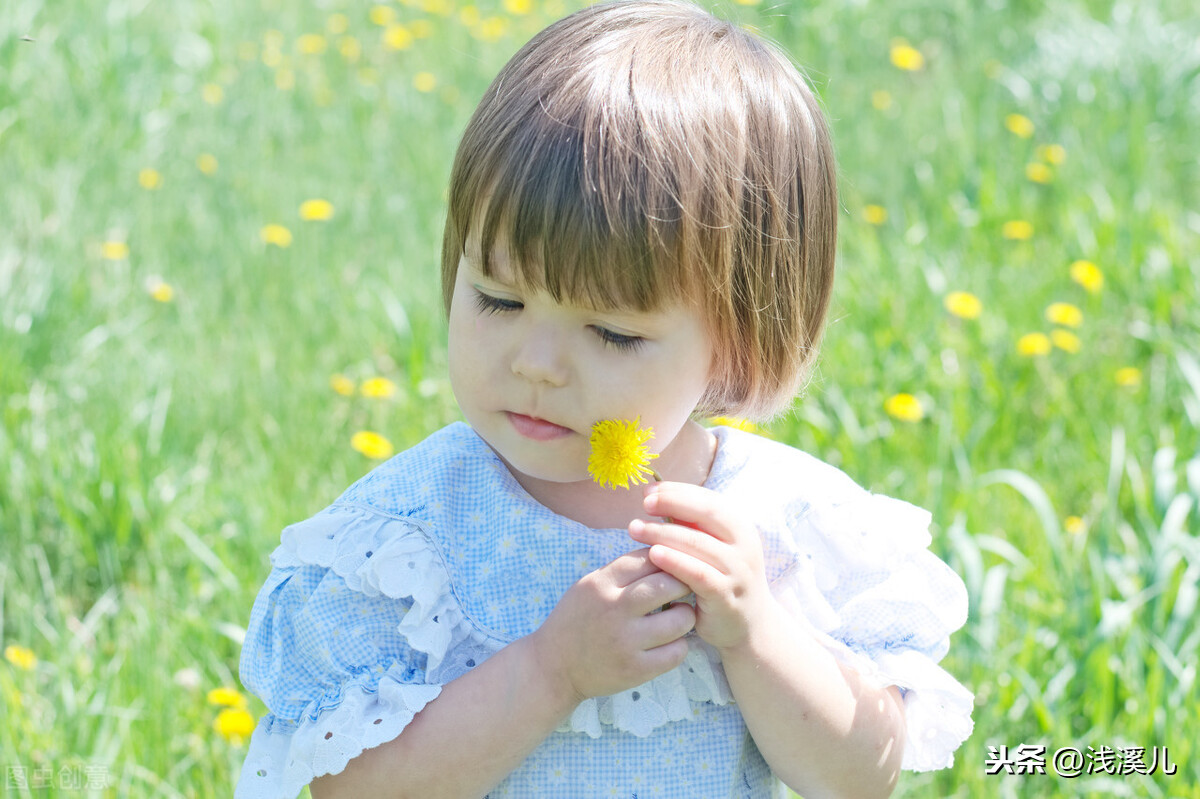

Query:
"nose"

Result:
[[511, 327, 568, 387]]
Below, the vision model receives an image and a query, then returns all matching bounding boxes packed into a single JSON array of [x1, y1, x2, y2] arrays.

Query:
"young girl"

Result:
[[237, 1, 973, 797]]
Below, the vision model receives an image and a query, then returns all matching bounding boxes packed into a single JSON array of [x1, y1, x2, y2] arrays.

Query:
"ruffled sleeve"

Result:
[[771, 488, 974, 772], [235, 506, 496, 799]]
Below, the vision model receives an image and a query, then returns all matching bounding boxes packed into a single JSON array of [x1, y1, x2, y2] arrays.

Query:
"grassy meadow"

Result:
[[2, 0, 1198, 795]]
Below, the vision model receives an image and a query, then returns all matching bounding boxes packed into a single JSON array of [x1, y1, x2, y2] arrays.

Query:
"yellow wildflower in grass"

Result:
[[148, 280, 174, 303], [331, 374, 356, 396], [340, 36, 362, 62], [384, 24, 414, 50], [361, 377, 397, 398], [352, 431, 395, 459], [1002, 220, 1034, 240], [1037, 144, 1067, 165], [422, 0, 454, 15], [503, 0, 533, 14], [1064, 516, 1086, 535], [100, 241, 130, 260], [588, 418, 660, 490], [196, 153, 219, 175], [1050, 329, 1081, 353], [1069, 260, 1104, 294], [138, 168, 162, 190], [1025, 162, 1053, 184], [474, 16, 509, 42], [275, 67, 295, 91], [202, 83, 224, 105], [459, 6, 481, 26], [1114, 367, 1142, 388], [884, 393, 924, 423], [260, 224, 293, 248], [1045, 302, 1083, 328], [1004, 113, 1035, 139], [207, 687, 248, 708], [411, 19, 434, 38], [863, 205, 888, 226], [944, 291, 982, 320], [297, 33, 328, 55], [707, 416, 759, 434], [299, 199, 335, 221], [370, 5, 397, 26], [214, 708, 256, 743], [4, 645, 37, 671], [413, 72, 437, 92], [264, 29, 285, 50], [889, 42, 924, 71], [1017, 332, 1052, 357], [327, 13, 349, 34]]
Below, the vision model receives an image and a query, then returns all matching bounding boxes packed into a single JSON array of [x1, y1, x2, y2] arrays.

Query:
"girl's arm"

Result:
[[311, 548, 696, 799], [631, 483, 906, 799]]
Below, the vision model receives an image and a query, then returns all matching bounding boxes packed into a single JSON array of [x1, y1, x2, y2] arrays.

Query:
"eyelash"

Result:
[[472, 290, 645, 353]]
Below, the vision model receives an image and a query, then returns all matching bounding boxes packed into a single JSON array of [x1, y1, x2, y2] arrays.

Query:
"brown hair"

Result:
[[441, 0, 837, 420]]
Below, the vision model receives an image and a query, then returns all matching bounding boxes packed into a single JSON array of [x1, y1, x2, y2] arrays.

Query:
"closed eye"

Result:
[[473, 290, 522, 315], [591, 326, 645, 352]]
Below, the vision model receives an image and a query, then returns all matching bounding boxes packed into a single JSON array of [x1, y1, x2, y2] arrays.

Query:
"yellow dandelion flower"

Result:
[[707, 416, 759, 434], [100, 241, 130, 260], [422, 0, 454, 15], [871, 90, 893, 111], [1002, 220, 1034, 240], [1025, 162, 1053, 184], [1064, 515, 1085, 535], [1114, 367, 1142, 388], [148, 280, 174, 303], [863, 204, 888, 225], [588, 418, 660, 490], [339, 36, 362, 62], [214, 708, 256, 743], [352, 430, 395, 459], [330, 374, 356, 396], [1016, 332, 1052, 357], [944, 291, 982, 320], [202, 83, 224, 105], [207, 687, 248, 708], [297, 33, 327, 55], [275, 67, 295, 91], [299, 199, 335, 221], [4, 645, 37, 671], [138, 168, 162, 190], [1050, 329, 1081, 353], [327, 13, 349, 34], [474, 16, 508, 42], [889, 42, 924, 71], [504, 0, 533, 13], [1037, 144, 1067, 165], [459, 6, 481, 26], [196, 153, 219, 175], [884, 393, 924, 423], [1004, 113, 1035, 139], [261, 47, 283, 69], [384, 24, 414, 50], [1069, 260, 1103, 294], [410, 19, 434, 38], [361, 377, 397, 398], [1045, 302, 1083, 328], [370, 5, 396, 26], [413, 71, 437, 92], [260, 224, 293, 248]]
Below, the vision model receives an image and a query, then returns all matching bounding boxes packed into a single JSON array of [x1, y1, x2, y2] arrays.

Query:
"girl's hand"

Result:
[[628, 482, 772, 652], [529, 548, 696, 705]]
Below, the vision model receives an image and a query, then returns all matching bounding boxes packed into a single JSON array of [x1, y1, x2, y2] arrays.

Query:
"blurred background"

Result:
[[1, 0, 1197, 795]]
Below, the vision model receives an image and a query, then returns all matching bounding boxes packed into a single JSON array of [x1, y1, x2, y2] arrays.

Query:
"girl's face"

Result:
[[447, 239, 716, 492]]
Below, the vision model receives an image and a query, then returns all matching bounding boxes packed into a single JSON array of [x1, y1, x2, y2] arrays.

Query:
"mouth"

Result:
[[506, 412, 575, 441]]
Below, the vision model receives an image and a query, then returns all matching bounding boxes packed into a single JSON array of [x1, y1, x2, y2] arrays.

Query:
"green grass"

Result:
[[2, 0, 1198, 796]]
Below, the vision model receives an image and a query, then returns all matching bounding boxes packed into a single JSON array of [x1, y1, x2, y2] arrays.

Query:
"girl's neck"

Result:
[[508, 420, 718, 530]]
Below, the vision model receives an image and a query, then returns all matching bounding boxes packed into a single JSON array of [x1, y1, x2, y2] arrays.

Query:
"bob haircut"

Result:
[[441, 0, 837, 420]]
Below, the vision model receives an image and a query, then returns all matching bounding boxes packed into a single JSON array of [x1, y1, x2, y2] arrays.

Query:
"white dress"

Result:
[[236, 422, 973, 798]]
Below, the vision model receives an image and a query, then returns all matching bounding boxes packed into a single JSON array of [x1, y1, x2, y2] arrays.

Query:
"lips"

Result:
[[506, 412, 574, 441]]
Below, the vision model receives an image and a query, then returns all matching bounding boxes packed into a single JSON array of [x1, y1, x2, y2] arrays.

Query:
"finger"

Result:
[[647, 543, 726, 600], [636, 603, 696, 649], [628, 518, 728, 573], [599, 547, 662, 588], [623, 570, 693, 616], [643, 483, 742, 543], [638, 635, 691, 676]]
